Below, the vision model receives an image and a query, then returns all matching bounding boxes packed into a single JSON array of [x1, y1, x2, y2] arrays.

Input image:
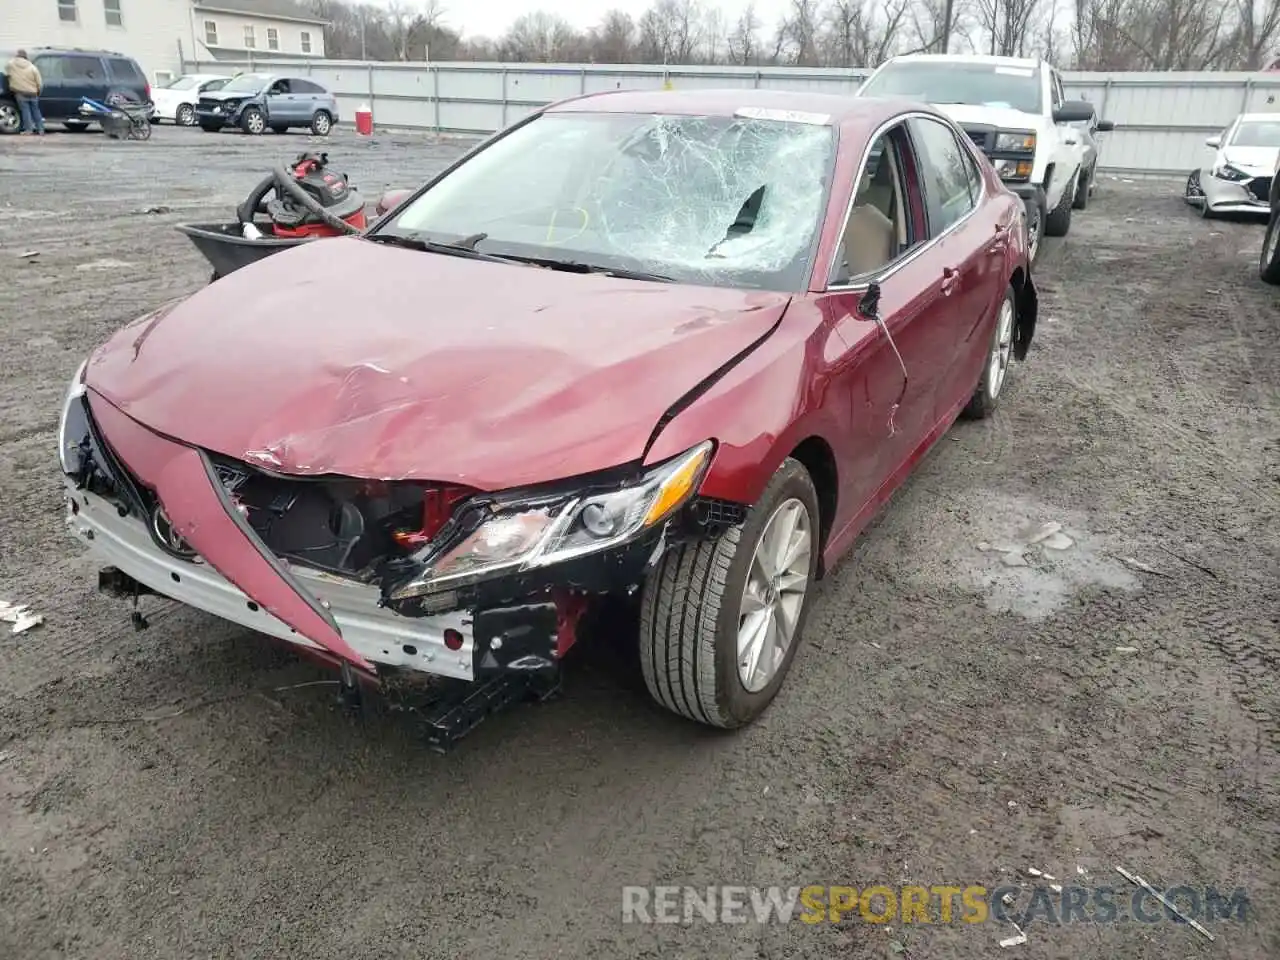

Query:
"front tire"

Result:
[[176, 104, 196, 126], [962, 285, 1018, 420], [639, 458, 820, 729], [240, 107, 266, 135], [1260, 211, 1280, 284], [1044, 177, 1075, 237], [0, 99, 19, 135]]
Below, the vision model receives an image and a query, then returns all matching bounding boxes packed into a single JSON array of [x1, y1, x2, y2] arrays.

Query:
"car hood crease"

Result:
[[85, 236, 792, 489]]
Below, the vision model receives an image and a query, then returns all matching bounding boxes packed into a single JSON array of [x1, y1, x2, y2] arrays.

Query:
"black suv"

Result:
[[0, 46, 152, 134]]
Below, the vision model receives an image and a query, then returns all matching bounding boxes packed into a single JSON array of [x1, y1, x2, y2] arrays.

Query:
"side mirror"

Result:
[[375, 189, 412, 217], [1205, 135, 1222, 148], [1052, 100, 1096, 124], [1095, 119, 1115, 133]]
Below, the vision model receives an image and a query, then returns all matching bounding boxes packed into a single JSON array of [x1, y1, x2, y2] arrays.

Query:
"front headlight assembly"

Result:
[[389, 441, 714, 600], [58, 360, 88, 476], [994, 130, 1036, 153], [1213, 163, 1250, 182]]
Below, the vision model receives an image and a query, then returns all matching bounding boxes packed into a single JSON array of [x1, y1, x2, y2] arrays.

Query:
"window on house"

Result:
[[57, 0, 78, 22], [267, 28, 279, 50], [244, 25, 256, 48], [204, 20, 218, 45], [104, 0, 122, 27], [300, 31, 312, 54]]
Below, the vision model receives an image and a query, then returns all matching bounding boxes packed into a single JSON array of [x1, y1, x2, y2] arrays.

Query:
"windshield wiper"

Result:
[[364, 231, 517, 265], [502, 255, 674, 283]]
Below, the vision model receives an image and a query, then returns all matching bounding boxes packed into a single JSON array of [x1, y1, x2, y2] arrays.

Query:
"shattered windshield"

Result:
[[1231, 120, 1280, 147], [387, 112, 836, 290], [860, 62, 1042, 115]]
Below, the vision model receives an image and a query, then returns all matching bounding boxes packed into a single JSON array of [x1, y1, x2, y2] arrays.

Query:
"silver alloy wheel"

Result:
[[177, 104, 195, 126], [988, 296, 1016, 399], [1027, 208, 1041, 259], [737, 497, 812, 693], [313, 112, 331, 135], [0, 102, 18, 134], [246, 111, 265, 134]]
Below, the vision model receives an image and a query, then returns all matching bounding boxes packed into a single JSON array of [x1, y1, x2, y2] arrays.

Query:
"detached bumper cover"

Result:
[[1201, 171, 1272, 211], [67, 484, 478, 679]]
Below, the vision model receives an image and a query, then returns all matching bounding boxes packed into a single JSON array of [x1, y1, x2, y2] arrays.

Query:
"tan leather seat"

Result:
[[843, 204, 895, 277]]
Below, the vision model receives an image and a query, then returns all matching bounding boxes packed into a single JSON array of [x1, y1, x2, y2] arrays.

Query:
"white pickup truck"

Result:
[[857, 53, 1111, 259]]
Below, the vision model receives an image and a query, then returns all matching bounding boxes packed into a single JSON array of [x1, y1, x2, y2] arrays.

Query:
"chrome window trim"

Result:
[[823, 110, 988, 293]]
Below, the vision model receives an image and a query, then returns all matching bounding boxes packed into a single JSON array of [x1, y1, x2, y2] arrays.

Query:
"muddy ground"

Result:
[[0, 125, 1276, 960]]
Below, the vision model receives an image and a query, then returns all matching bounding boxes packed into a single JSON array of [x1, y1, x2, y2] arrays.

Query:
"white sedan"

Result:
[[1184, 113, 1280, 218], [152, 74, 232, 126]]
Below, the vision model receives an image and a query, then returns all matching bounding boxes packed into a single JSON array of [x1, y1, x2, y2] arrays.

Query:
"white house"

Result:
[[0, 0, 326, 85]]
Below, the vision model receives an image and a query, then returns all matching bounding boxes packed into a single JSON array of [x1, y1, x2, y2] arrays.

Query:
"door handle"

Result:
[[941, 266, 960, 296]]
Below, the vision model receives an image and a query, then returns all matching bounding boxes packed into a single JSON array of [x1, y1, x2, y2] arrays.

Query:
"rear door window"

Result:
[[201, 78, 229, 92], [291, 79, 326, 95], [63, 55, 104, 82]]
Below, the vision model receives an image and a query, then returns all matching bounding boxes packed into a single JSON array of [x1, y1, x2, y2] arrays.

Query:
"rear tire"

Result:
[[1023, 193, 1045, 262], [310, 111, 333, 136], [1072, 165, 1092, 210], [1260, 211, 1280, 284], [962, 285, 1018, 420], [176, 104, 196, 126], [63, 120, 90, 132], [638, 458, 820, 729], [1044, 177, 1075, 237], [240, 107, 266, 135]]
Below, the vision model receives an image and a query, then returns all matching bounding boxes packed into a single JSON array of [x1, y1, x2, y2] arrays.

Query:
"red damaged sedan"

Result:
[[59, 90, 1036, 743]]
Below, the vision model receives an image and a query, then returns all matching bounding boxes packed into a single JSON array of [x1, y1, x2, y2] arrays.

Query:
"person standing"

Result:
[[5, 49, 45, 135]]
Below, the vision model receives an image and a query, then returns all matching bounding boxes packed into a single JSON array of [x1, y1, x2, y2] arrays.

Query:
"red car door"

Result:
[[813, 119, 959, 535], [906, 115, 1009, 422]]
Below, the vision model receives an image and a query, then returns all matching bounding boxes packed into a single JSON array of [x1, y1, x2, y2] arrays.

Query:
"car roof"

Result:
[[30, 46, 135, 58], [545, 88, 933, 133]]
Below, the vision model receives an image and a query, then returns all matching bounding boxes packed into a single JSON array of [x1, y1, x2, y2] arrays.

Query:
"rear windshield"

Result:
[[107, 57, 144, 84], [860, 61, 1042, 115]]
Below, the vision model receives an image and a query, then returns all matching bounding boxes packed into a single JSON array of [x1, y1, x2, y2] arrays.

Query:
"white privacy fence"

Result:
[[182, 58, 1280, 176]]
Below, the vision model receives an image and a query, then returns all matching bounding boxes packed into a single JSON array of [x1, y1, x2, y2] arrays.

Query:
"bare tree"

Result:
[[593, 10, 638, 62], [384, 0, 445, 60], [823, 0, 911, 66], [501, 11, 580, 61], [726, 3, 761, 64], [974, 0, 1046, 55]]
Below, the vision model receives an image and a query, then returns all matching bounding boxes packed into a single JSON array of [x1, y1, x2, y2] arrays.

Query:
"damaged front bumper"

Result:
[[1198, 170, 1272, 213], [59, 384, 739, 692], [67, 485, 480, 679]]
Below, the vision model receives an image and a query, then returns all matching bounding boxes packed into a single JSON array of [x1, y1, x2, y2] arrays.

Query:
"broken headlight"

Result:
[[389, 441, 714, 599], [58, 359, 89, 476], [1213, 163, 1250, 182]]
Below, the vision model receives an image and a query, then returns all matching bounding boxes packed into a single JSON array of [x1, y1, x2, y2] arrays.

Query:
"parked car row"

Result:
[[1, 47, 339, 137]]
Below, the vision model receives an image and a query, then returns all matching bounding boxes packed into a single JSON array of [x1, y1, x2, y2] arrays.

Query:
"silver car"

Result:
[[1068, 115, 1114, 210], [1185, 113, 1280, 218]]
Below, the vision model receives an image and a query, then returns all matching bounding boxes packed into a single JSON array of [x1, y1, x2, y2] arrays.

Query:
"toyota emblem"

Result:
[[149, 504, 197, 561]]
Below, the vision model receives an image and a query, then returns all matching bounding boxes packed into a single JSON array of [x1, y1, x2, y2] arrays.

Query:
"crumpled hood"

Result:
[[86, 236, 790, 490], [1220, 145, 1280, 174], [199, 88, 258, 101]]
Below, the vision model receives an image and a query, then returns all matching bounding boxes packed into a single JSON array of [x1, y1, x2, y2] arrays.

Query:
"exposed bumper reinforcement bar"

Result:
[[66, 483, 477, 682]]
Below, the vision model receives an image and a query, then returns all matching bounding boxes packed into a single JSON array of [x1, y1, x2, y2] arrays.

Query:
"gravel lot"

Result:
[[0, 125, 1277, 960]]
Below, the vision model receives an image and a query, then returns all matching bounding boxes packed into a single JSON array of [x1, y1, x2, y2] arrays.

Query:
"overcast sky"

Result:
[[370, 0, 791, 42]]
